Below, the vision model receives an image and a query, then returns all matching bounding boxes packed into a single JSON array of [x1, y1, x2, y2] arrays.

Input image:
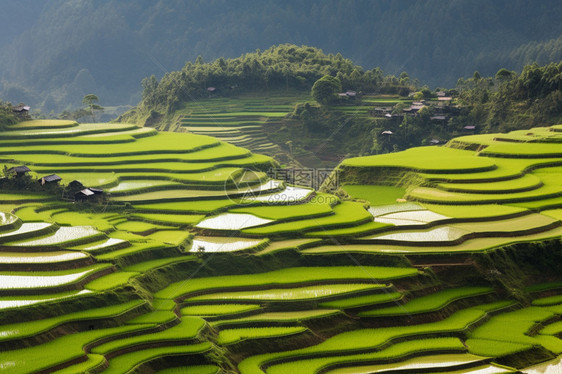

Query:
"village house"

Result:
[[12, 104, 31, 120], [8, 166, 31, 177], [39, 174, 62, 186]]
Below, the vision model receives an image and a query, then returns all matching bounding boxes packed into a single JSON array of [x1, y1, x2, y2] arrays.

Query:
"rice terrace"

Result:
[[1, 4, 562, 372], [0, 110, 560, 373]]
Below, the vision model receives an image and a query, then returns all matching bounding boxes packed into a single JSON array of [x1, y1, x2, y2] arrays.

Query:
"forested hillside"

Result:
[[2, 0, 562, 113], [122, 45, 407, 123], [118, 45, 562, 168]]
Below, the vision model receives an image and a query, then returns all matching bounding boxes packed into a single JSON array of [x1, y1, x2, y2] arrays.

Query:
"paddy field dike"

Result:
[[0, 119, 561, 373]]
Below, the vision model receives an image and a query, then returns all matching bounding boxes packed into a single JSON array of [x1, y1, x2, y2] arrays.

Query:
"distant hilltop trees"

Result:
[[455, 61, 562, 132], [138, 44, 413, 113]]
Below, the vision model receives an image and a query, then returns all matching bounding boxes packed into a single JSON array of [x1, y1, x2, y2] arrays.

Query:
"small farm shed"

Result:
[[74, 188, 96, 201], [12, 104, 31, 119], [40, 174, 62, 185], [8, 165, 31, 177], [88, 188, 104, 195]]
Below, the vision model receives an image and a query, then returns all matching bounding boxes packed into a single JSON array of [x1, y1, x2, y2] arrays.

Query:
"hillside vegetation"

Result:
[[0, 101, 18, 128], [119, 45, 408, 126], [2, 0, 562, 112], [119, 47, 562, 168]]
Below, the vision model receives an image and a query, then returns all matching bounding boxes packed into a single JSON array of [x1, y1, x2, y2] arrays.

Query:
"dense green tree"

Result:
[[141, 75, 159, 101], [495, 68, 515, 82], [456, 61, 562, 132], [82, 94, 104, 122], [0, 101, 18, 129], [311, 75, 342, 105]]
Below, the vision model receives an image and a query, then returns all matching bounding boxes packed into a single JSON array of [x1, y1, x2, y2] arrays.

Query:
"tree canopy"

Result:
[[455, 61, 562, 132], [0, 101, 18, 129], [312, 75, 342, 105], [82, 94, 104, 122], [133, 44, 410, 118]]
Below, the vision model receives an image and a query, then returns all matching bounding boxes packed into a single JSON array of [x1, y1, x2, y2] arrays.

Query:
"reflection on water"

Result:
[[523, 356, 562, 374]]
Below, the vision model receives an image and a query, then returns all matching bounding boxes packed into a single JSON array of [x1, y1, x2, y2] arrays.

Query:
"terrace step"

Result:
[[0, 250, 95, 271], [0, 264, 114, 296], [96, 342, 213, 374], [2, 225, 107, 251], [50, 354, 107, 374], [358, 287, 497, 327], [90, 318, 207, 359], [0, 299, 150, 350], [96, 243, 182, 268], [72, 237, 132, 255], [0, 222, 58, 247], [320, 354, 500, 374], [0, 212, 22, 232]]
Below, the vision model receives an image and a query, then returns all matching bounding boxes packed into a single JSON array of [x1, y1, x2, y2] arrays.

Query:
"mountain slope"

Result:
[[2, 0, 562, 112]]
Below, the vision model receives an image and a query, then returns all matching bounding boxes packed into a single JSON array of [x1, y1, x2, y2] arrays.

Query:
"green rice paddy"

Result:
[[341, 185, 406, 205], [359, 287, 494, 317], [156, 266, 417, 300], [0, 119, 561, 373], [188, 283, 387, 302], [217, 326, 308, 345]]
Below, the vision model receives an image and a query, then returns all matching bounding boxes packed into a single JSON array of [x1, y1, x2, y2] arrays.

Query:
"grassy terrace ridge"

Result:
[[318, 292, 403, 309], [0, 123, 139, 139], [238, 307, 489, 373], [6, 142, 256, 165], [211, 309, 342, 328], [468, 306, 562, 355], [303, 226, 562, 253], [340, 147, 497, 172], [0, 263, 112, 292], [181, 304, 262, 317], [156, 365, 219, 374], [100, 343, 213, 374], [0, 130, 222, 156], [0, 323, 158, 373], [0, 299, 146, 343], [217, 326, 309, 345], [241, 201, 377, 237], [325, 353, 513, 374], [187, 283, 389, 303], [90, 317, 206, 354], [6, 119, 79, 129], [50, 354, 106, 374], [359, 286, 494, 317], [176, 93, 305, 157], [262, 338, 470, 374], [155, 266, 419, 300]]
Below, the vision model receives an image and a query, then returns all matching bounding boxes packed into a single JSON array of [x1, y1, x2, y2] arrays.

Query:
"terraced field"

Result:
[[0, 119, 561, 373], [178, 94, 307, 158]]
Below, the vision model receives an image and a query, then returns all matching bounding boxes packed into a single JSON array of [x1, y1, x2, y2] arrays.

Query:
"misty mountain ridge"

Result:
[[1, 0, 562, 113]]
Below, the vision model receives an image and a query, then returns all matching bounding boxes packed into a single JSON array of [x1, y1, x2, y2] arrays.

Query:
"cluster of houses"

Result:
[[370, 93, 478, 132], [371, 92, 456, 121], [368, 92, 479, 143], [4, 166, 104, 202]]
